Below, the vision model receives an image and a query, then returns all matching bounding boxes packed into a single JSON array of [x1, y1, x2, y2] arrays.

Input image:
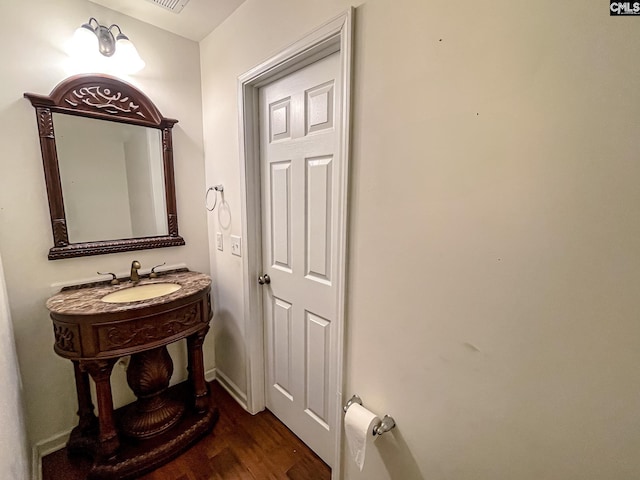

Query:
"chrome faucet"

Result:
[[130, 260, 141, 282]]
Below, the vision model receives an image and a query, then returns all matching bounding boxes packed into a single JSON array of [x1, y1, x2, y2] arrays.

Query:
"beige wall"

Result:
[[201, 0, 640, 478], [0, 252, 29, 478], [0, 0, 211, 463]]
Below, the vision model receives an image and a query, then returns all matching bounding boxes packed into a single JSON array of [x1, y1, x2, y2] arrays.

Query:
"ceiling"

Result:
[[88, 0, 246, 42]]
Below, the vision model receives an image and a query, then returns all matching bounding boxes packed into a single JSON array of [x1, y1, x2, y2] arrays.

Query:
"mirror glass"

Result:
[[54, 114, 168, 243]]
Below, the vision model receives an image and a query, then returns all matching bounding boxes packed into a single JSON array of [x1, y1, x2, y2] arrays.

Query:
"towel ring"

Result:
[[206, 185, 224, 211]]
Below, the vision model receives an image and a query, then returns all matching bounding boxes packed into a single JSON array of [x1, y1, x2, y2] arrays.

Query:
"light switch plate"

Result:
[[216, 232, 223, 251], [231, 235, 242, 257]]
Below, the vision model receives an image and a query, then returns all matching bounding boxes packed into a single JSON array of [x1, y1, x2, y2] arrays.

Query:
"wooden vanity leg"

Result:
[[74, 361, 97, 430], [67, 361, 98, 456], [187, 326, 210, 413], [83, 359, 119, 461]]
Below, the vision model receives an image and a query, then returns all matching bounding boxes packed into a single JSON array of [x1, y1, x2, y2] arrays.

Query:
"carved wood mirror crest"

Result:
[[25, 74, 185, 259]]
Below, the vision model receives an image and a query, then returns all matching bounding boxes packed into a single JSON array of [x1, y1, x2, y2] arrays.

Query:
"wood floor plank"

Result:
[[286, 454, 331, 480], [206, 447, 257, 480], [42, 380, 331, 480]]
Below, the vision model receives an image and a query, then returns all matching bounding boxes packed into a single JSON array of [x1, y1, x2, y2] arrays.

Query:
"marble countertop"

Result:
[[46, 270, 211, 315]]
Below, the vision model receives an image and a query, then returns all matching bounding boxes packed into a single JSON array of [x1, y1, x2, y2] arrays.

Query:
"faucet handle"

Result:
[[130, 260, 142, 282], [150, 262, 166, 278], [97, 272, 120, 285]]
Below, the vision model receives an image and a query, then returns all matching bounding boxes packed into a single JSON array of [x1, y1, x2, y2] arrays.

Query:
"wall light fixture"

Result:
[[73, 18, 145, 73]]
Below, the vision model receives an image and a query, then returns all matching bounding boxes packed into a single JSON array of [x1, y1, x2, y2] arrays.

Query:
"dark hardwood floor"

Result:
[[42, 381, 331, 480]]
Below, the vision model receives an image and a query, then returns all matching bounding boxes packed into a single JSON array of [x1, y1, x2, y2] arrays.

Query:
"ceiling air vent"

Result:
[[144, 0, 190, 14]]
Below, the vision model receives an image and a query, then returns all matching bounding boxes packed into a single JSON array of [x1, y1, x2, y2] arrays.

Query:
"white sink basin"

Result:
[[101, 283, 182, 303]]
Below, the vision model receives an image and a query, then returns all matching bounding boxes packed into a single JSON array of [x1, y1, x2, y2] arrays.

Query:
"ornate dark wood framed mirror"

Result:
[[25, 74, 185, 260]]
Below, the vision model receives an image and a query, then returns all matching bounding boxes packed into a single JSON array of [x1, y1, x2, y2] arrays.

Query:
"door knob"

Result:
[[258, 274, 271, 285]]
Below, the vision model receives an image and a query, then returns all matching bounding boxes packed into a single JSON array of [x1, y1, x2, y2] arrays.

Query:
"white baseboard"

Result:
[[32, 429, 71, 480], [214, 368, 249, 411], [205, 366, 217, 383]]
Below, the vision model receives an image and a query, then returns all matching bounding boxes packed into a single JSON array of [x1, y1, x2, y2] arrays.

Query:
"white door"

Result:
[[259, 51, 341, 465]]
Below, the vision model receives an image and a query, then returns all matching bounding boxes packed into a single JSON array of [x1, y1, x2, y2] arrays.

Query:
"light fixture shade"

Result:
[[71, 25, 99, 60], [114, 37, 145, 73]]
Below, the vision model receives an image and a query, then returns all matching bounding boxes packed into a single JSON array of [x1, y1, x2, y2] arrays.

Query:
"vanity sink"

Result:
[[101, 283, 182, 303]]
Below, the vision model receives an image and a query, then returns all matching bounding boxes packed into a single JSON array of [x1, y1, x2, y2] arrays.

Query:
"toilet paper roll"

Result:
[[344, 403, 380, 471]]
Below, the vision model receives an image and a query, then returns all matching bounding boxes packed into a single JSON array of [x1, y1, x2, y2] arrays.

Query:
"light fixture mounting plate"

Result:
[[95, 25, 116, 57]]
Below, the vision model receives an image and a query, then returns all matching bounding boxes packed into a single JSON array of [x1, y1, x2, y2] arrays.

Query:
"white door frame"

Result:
[[237, 8, 353, 475]]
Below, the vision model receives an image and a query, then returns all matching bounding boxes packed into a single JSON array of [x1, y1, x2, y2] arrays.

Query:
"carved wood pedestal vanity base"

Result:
[[86, 382, 219, 480], [46, 271, 217, 480], [121, 347, 185, 439], [67, 382, 219, 480]]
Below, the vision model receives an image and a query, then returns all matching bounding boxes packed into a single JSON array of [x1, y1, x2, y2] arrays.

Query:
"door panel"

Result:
[[259, 52, 341, 465], [269, 161, 292, 272], [306, 81, 334, 134], [272, 297, 293, 399], [305, 155, 333, 284], [305, 310, 331, 427]]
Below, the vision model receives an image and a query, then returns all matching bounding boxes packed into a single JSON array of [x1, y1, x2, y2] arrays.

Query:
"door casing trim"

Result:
[[237, 8, 353, 475]]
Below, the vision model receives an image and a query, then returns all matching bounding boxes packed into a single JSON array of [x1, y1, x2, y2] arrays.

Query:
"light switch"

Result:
[[231, 235, 242, 257], [216, 232, 223, 251]]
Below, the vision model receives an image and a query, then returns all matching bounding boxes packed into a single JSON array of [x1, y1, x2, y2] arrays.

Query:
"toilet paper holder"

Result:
[[344, 394, 396, 436]]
